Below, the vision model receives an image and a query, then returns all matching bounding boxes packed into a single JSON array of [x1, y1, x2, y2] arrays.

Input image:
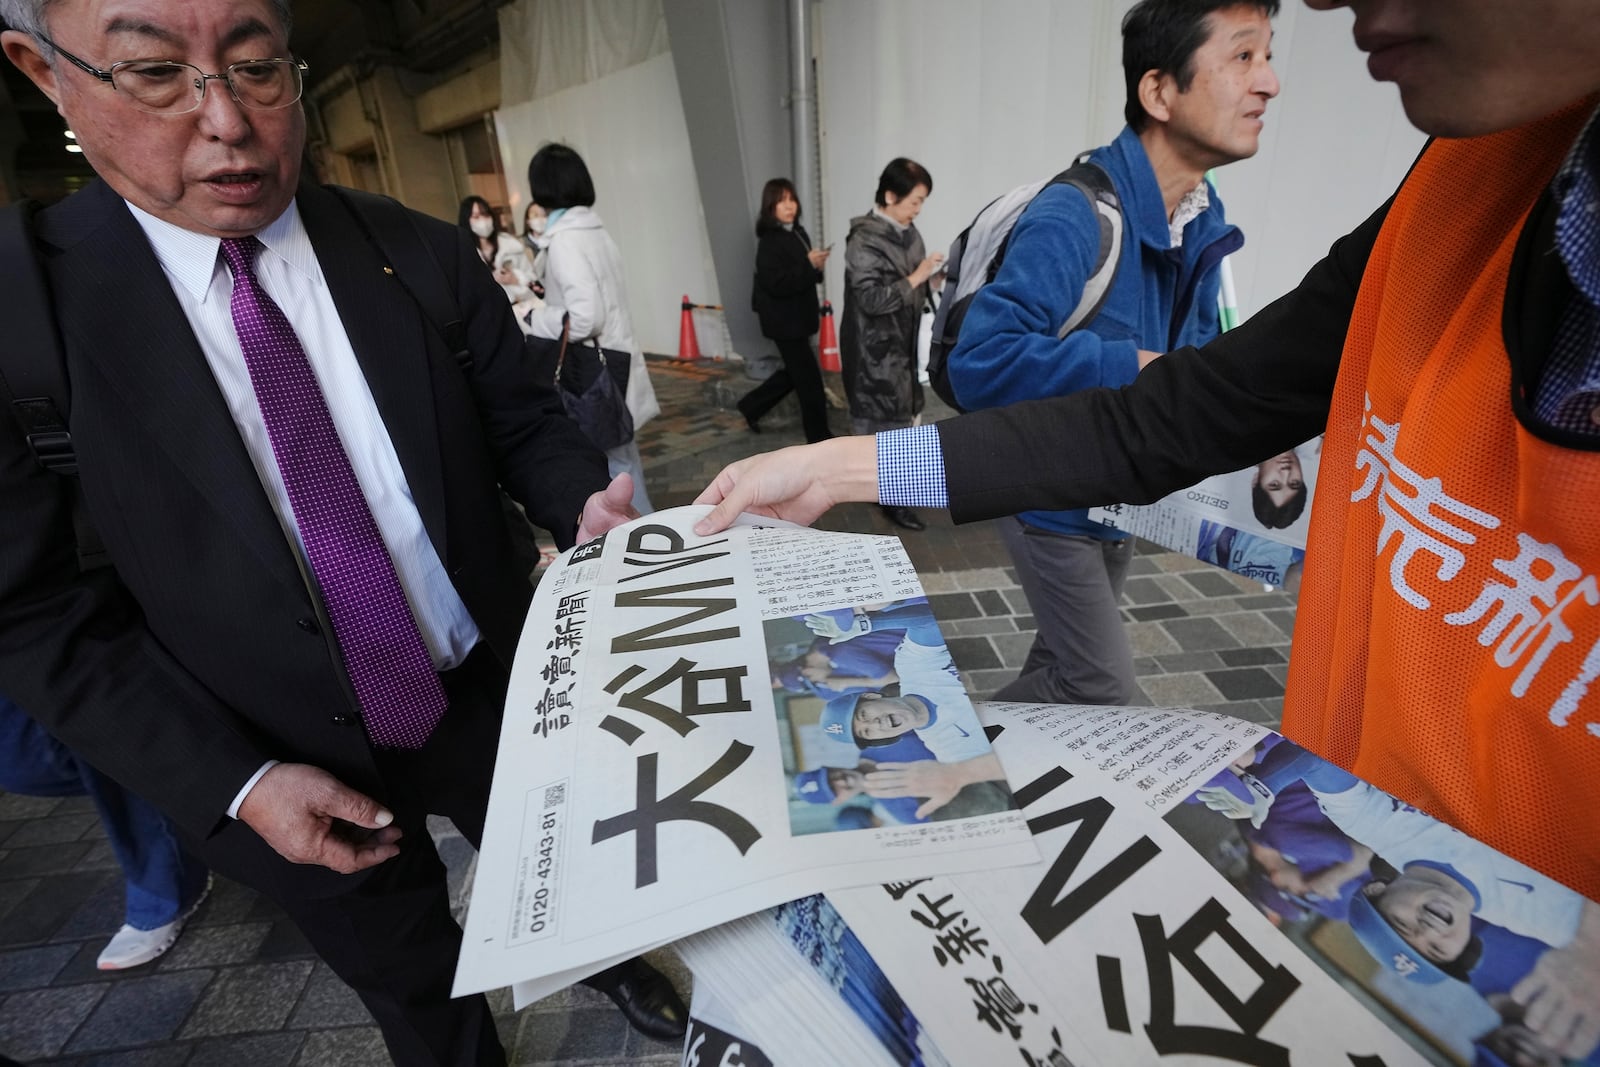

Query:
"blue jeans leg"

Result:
[[0, 697, 208, 930]]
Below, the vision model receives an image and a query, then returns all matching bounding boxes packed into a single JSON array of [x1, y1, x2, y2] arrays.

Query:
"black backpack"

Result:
[[926, 156, 1123, 411]]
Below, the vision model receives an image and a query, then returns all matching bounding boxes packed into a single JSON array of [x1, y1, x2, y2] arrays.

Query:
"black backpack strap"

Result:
[[0, 200, 77, 474], [329, 185, 475, 373], [0, 200, 109, 569]]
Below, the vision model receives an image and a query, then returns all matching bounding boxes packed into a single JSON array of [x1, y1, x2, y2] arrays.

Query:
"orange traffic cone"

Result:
[[818, 300, 841, 372], [678, 295, 701, 361]]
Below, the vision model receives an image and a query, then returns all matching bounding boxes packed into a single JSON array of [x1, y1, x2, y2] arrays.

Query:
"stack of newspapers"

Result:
[[454, 508, 1598, 1066]]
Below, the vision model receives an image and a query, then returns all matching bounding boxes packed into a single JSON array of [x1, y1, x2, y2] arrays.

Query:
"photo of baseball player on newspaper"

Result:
[[1165, 734, 1600, 1066], [767, 597, 1016, 837]]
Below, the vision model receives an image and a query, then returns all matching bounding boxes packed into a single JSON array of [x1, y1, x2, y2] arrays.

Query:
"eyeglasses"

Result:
[[36, 33, 306, 115]]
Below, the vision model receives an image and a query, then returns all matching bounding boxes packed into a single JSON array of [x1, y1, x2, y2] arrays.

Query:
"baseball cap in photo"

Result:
[[820, 693, 863, 742], [795, 767, 837, 804], [1347, 891, 1451, 985]]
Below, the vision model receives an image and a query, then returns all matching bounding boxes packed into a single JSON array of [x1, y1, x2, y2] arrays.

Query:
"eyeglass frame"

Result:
[[32, 32, 308, 114]]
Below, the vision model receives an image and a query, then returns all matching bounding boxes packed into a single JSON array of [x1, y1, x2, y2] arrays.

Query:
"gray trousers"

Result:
[[993, 517, 1138, 706]]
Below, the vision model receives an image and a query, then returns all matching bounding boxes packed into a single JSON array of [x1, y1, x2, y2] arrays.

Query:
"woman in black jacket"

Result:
[[739, 178, 833, 442]]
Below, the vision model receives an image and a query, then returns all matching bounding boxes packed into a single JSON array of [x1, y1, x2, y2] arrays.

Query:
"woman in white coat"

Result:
[[523, 144, 661, 514]]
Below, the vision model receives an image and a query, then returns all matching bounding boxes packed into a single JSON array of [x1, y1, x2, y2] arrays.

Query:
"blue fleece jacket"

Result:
[[947, 125, 1243, 538]]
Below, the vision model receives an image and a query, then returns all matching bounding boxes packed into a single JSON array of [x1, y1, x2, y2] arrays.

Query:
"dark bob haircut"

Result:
[[456, 195, 499, 235], [1251, 481, 1307, 529], [873, 157, 933, 208], [756, 177, 802, 235], [527, 143, 597, 211], [1121, 0, 1279, 131]]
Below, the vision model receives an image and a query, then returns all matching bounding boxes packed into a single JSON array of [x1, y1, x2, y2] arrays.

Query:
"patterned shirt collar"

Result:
[[1555, 103, 1600, 308], [1168, 180, 1210, 248]]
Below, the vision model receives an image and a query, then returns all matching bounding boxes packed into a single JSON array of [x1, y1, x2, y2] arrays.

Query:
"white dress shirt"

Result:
[[126, 200, 482, 814]]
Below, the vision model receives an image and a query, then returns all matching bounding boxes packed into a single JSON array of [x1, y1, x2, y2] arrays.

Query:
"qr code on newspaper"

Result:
[[544, 782, 567, 808]]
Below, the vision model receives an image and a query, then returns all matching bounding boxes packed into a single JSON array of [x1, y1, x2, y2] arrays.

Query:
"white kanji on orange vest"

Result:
[[1445, 533, 1600, 697], [1352, 399, 1500, 610], [1550, 639, 1600, 734]]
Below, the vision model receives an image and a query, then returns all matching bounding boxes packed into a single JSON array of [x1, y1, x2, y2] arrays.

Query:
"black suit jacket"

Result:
[[0, 180, 608, 894]]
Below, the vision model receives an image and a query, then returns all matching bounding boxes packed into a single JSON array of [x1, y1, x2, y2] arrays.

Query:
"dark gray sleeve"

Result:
[[938, 197, 1390, 524]]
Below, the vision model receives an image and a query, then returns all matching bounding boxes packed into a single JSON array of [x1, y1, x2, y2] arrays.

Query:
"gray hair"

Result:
[[0, 0, 295, 56]]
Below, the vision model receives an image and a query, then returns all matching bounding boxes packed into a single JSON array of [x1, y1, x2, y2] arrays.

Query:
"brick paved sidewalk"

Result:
[[0, 356, 1297, 1065]]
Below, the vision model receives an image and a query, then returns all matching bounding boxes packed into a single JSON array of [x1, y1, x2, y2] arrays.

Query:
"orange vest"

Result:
[[1284, 99, 1600, 897]]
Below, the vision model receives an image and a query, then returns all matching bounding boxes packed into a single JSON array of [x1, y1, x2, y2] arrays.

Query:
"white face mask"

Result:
[[526, 213, 547, 236], [469, 217, 496, 238]]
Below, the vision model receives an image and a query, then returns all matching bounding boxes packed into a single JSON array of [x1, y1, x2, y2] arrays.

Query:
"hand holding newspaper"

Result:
[[452, 507, 1039, 1002]]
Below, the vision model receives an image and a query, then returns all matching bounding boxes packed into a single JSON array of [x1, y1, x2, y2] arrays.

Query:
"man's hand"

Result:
[[1509, 902, 1600, 1058], [865, 753, 1005, 819], [577, 474, 639, 543], [694, 437, 879, 535], [236, 763, 403, 874]]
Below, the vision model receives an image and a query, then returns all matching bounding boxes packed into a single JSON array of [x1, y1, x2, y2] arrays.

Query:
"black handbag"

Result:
[[549, 316, 634, 452]]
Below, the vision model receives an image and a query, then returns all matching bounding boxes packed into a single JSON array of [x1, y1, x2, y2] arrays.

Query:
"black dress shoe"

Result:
[[880, 505, 926, 531], [737, 405, 762, 433], [585, 958, 688, 1042]]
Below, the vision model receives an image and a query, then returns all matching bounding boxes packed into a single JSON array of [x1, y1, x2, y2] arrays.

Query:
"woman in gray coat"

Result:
[[840, 157, 944, 529]]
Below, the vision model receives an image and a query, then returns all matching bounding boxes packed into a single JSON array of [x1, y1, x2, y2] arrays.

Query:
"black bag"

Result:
[[549, 317, 634, 452]]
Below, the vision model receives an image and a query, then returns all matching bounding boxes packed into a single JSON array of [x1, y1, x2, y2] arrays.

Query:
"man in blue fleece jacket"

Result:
[[948, 0, 1280, 705]]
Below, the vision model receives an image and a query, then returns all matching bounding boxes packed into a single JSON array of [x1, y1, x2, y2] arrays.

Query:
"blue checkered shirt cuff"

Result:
[[877, 425, 948, 508]]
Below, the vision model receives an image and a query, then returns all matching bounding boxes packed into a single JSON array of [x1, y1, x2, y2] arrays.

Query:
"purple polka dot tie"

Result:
[[222, 236, 446, 749]]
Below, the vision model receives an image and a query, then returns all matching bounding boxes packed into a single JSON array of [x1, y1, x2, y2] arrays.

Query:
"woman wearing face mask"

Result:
[[840, 157, 943, 531], [738, 178, 833, 443], [522, 144, 661, 514], [520, 202, 549, 300], [458, 195, 536, 305]]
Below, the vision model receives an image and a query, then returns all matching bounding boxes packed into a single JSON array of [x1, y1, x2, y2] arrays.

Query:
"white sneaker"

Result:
[[97, 875, 213, 971]]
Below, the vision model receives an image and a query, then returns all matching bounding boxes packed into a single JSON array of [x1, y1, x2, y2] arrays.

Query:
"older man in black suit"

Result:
[[0, 0, 683, 1062]]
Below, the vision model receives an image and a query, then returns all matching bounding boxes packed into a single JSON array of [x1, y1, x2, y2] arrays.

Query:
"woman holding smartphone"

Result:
[[739, 178, 833, 443]]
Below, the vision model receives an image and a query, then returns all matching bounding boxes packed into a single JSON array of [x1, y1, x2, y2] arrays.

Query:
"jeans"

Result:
[[0, 695, 209, 929]]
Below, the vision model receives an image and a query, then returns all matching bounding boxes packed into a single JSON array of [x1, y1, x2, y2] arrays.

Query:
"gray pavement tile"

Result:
[[0, 841, 94, 878], [0, 821, 17, 848], [1160, 616, 1242, 652], [1149, 553, 1210, 573], [950, 567, 1016, 592], [624, 1024, 687, 1060], [1216, 647, 1285, 667], [53, 878, 125, 941], [1150, 573, 1206, 602], [188, 879, 261, 928], [1215, 611, 1292, 648], [974, 588, 1010, 616], [513, 1006, 631, 1064], [988, 632, 1037, 668], [1268, 665, 1290, 686], [1126, 603, 1189, 622], [945, 636, 1002, 672], [293, 1026, 389, 1066], [1263, 608, 1299, 638], [1125, 621, 1181, 657], [1138, 673, 1224, 707], [1235, 593, 1297, 611], [66, 969, 213, 1051], [0, 872, 109, 947], [1121, 577, 1173, 605], [157, 920, 271, 971], [287, 965, 375, 1030], [180, 959, 314, 1038], [0, 943, 75, 992], [1001, 589, 1032, 616], [0, 795, 60, 820], [6, 814, 100, 849], [1182, 570, 1252, 598], [925, 591, 980, 621], [1205, 668, 1286, 701], [186, 1031, 305, 1066], [53, 1046, 194, 1066], [1126, 557, 1162, 576], [0, 982, 106, 1059], [944, 616, 1018, 637], [1153, 651, 1225, 674], [73, 840, 122, 873], [52, 797, 99, 815]]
